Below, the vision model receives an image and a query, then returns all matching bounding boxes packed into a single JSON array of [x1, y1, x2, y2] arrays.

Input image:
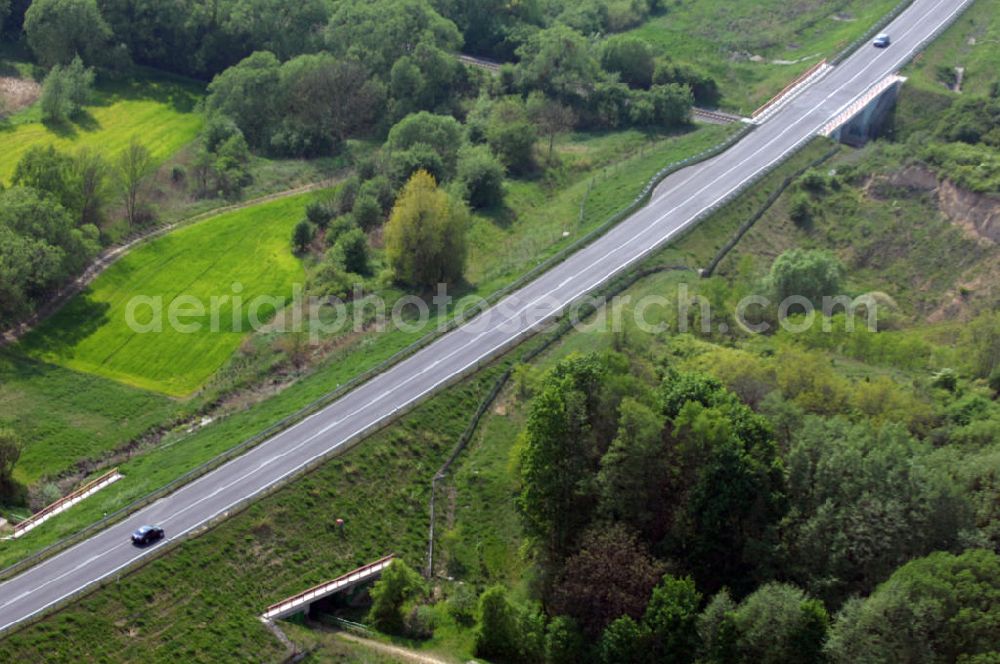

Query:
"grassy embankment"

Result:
[[903, 0, 1000, 97], [624, 0, 900, 113], [0, 123, 734, 565], [0, 363, 509, 663]]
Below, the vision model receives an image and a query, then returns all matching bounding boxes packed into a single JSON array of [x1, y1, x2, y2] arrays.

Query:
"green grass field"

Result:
[[904, 0, 1000, 95], [0, 73, 203, 183], [0, 350, 178, 485], [623, 0, 900, 113], [18, 192, 316, 396]]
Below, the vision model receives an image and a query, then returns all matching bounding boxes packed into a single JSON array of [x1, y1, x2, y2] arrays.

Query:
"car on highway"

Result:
[[873, 33, 891, 48], [131, 525, 165, 546]]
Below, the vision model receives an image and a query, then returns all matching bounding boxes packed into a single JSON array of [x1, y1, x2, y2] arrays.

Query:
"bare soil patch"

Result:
[[0, 76, 41, 114]]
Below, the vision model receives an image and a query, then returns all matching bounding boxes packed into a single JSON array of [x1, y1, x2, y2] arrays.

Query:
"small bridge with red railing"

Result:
[[261, 554, 395, 622]]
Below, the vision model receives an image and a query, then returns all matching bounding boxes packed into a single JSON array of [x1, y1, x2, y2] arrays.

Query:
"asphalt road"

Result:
[[0, 0, 974, 637]]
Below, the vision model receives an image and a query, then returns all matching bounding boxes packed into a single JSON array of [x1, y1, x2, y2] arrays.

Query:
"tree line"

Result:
[[0, 137, 155, 325], [7, 0, 707, 162]]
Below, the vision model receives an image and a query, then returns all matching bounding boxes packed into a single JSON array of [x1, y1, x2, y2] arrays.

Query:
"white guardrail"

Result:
[[8, 469, 123, 539], [261, 554, 395, 621], [819, 74, 907, 136]]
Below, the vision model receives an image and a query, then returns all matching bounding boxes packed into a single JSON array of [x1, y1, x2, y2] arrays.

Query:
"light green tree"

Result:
[[825, 550, 1000, 664], [367, 559, 424, 635], [384, 170, 468, 288]]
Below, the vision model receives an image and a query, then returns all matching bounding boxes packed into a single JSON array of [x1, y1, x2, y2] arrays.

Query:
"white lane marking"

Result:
[[0, 542, 129, 611], [0, 0, 970, 634]]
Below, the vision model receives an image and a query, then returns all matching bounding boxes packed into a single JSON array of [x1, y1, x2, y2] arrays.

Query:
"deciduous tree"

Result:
[[383, 170, 468, 288], [387, 112, 465, 177], [600, 35, 655, 89], [368, 559, 424, 635], [115, 137, 154, 229], [24, 0, 111, 66], [825, 550, 1000, 663], [551, 524, 665, 638], [780, 417, 968, 604], [643, 575, 702, 663], [205, 51, 282, 150]]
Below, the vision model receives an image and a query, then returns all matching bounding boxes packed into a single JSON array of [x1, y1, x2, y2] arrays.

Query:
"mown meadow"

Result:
[[18, 191, 319, 396], [0, 72, 203, 183]]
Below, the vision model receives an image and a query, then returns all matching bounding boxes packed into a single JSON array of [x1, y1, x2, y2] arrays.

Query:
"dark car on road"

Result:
[[873, 33, 891, 48], [131, 525, 165, 546]]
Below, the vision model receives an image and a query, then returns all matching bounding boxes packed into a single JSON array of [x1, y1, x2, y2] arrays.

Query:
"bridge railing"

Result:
[[12, 469, 122, 539], [751, 59, 828, 121], [262, 554, 395, 620]]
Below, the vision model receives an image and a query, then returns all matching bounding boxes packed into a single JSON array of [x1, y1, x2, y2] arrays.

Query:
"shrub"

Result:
[[404, 605, 435, 640], [456, 145, 506, 209], [989, 368, 1000, 395], [386, 111, 464, 175], [368, 559, 425, 635], [798, 170, 827, 193], [931, 368, 958, 392], [788, 193, 814, 227], [600, 35, 655, 89], [546, 616, 586, 664], [351, 193, 382, 231], [389, 143, 446, 188], [305, 200, 334, 229], [486, 116, 537, 176], [770, 249, 844, 304], [331, 227, 370, 275], [202, 116, 243, 153], [308, 260, 354, 301], [332, 176, 359, 215], [325, 216, 358, 247], [447, 585, 477, 627], [358, 175, 395, 213], [0, 430, 24, 505], [291, 219, 314, 254], [474, 586, 519, 660], [40, 56, 94, 122]]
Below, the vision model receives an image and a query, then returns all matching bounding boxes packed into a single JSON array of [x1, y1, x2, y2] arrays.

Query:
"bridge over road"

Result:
[[0, 0, 976, 638]]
